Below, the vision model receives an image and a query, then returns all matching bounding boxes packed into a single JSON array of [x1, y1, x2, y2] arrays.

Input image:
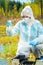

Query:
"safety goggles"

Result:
[[22, 16, 31, 19]]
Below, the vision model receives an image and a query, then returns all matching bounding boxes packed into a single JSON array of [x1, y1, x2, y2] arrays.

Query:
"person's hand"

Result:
[[6, 20, 12, 27], [30, 40, 38, 46]]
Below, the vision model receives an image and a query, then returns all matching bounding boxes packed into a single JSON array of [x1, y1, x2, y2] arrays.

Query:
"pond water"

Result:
[[0, 59, 10, 65]]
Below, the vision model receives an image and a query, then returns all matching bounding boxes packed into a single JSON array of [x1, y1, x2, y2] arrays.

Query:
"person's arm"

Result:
[[30, 20, 43, 46], [6, 20, 20, 36]]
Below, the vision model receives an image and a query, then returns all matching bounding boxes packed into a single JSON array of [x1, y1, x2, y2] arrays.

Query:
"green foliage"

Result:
[[0, 7, 5, 17], [0, 0, 43, 19], [16, 2, 22, 11], [0, 0, 5, 11], [0, 0, 42, 19], [0, 0, 23, 18], [0, 25, 19, 58]]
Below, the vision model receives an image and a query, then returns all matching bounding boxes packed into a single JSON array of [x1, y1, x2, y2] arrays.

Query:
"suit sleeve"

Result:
[[6, 21, 20, 36], [31, 20, 43, 44]]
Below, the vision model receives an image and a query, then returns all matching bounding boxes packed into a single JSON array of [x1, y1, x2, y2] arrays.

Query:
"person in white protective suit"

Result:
[[6, 6, 43, 63]]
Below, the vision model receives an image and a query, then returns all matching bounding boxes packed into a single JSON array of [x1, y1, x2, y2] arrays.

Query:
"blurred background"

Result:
[[0, 0, 43, 65], [0, 0, 43, 25]]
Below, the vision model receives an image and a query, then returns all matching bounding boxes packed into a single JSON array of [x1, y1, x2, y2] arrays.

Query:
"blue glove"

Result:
[[6, 20, 12, 26], [30, 40, 38, 46]]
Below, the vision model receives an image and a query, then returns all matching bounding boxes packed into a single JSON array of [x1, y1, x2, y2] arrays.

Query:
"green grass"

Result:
[[0, 25, 19, 59]]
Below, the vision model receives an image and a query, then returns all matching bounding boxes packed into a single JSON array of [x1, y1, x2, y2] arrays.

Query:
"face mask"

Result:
[[23, 18, 31, 23]]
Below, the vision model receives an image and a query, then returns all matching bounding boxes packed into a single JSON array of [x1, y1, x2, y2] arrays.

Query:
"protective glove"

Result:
[[30, 39, 38, 46], [6, 20, 12, 27]]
